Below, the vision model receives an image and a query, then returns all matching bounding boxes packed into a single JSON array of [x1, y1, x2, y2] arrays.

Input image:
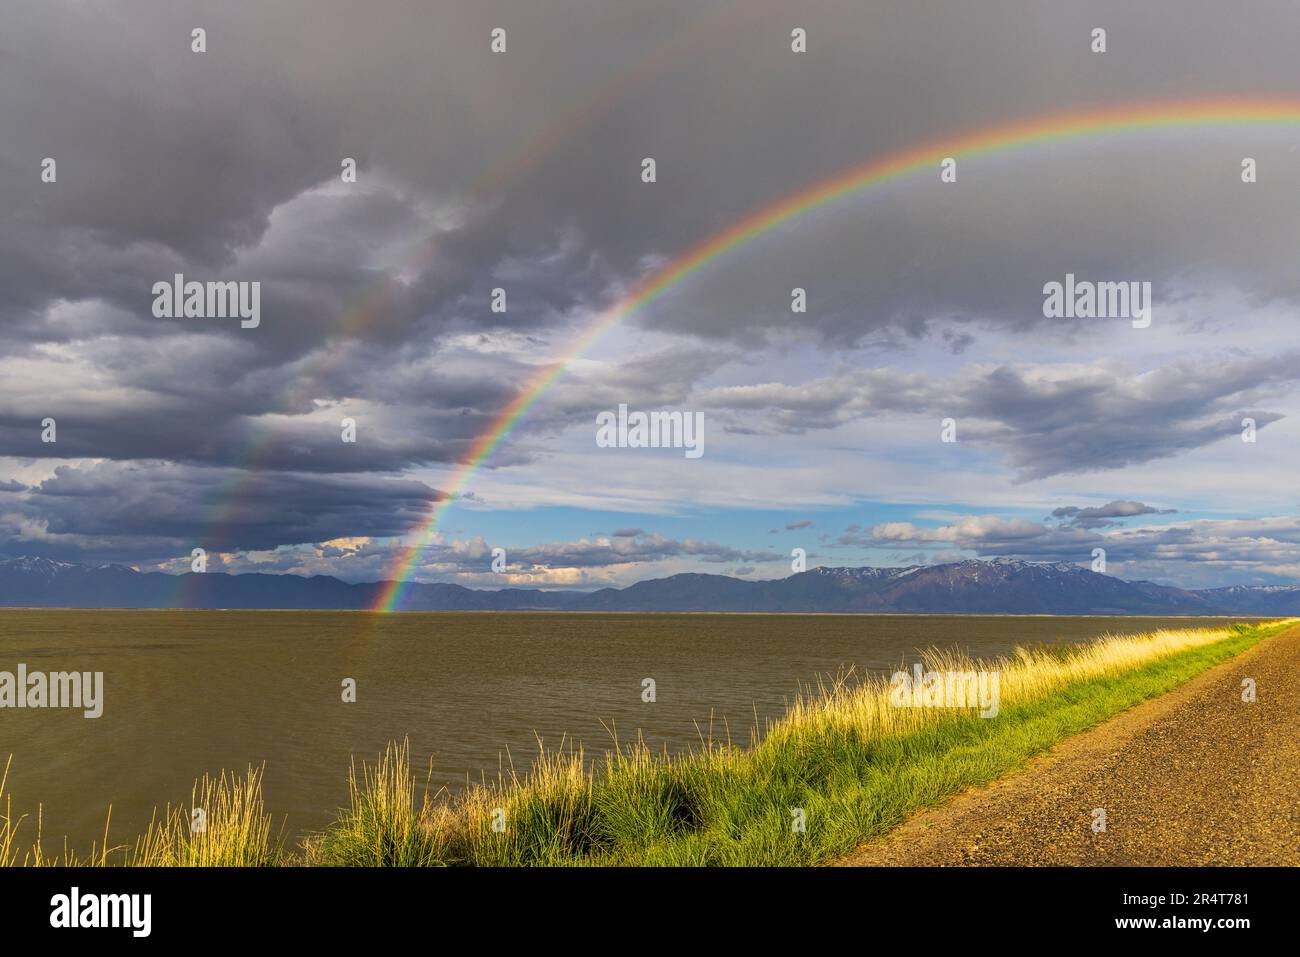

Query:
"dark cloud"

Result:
[[702, 354, 1295, 479], [1052, 500, 1176, 529], [3, 1, 1300, 577], [0, 461, 439, 562]]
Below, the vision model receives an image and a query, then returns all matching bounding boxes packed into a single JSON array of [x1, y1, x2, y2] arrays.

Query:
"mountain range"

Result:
[[1, 555, 1298, 615]]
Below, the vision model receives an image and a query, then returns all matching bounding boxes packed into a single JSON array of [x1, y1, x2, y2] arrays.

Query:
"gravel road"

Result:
[[841, 625, 1300, 866]]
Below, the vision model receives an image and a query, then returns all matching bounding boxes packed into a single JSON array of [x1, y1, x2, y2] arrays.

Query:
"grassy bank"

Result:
[[3, 619, 1292, 866]]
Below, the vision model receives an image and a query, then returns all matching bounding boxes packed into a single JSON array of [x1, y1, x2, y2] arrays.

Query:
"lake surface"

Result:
[[0, 610, 1263, 853]]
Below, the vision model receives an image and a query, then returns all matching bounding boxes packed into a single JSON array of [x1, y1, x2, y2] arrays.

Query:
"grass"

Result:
[[1, 755, 116, 867], [1, 760, 280, 866], [128, 766, 281, 866], [2, 618, 1293, 866], [304, 741, 448, 866]]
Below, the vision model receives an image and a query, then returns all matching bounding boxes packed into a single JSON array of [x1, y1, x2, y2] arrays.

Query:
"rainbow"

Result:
[[178, 4, 750, 590], [368, 95, 1300, 610]]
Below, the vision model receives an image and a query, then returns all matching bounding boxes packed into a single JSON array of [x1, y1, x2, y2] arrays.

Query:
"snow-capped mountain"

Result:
[[0, 555, 1294, 614]]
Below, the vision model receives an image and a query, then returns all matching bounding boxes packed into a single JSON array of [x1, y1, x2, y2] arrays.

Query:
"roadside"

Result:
[[840, 625, 1300, 865]]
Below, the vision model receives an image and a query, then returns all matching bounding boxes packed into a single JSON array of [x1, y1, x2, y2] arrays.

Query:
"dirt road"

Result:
[[841, 625, 1300, 866]]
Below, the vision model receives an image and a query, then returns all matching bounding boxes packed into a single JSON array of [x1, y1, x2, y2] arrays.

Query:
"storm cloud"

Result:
[[2, 1, 1299, 584]]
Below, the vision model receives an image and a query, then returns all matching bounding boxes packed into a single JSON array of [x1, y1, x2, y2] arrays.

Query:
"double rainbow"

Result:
[[175, 3, 752, 604]]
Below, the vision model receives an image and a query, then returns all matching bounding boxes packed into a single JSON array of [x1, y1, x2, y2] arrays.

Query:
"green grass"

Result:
[[304, 618, 1291, 867], [304, 741, 447, 867], [1, 762, 280, 867], [128, 766, 282, 866], [2, 619, 1292, 866]]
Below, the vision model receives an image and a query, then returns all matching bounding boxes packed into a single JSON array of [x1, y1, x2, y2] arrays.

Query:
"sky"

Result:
[[2, 0, 1300, 591]]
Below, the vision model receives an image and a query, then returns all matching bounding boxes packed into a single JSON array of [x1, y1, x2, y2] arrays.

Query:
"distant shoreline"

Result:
[[0, 606, 1281, 619], [4, 557, 1296, 616]]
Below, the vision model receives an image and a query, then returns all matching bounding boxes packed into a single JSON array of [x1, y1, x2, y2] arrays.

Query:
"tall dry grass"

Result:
[[0, 756, 20, 867], [309, 619, 1293, 865], [130, 766, 280, 866], [305, 739, 448, 866], [1, 755, 118, 866], [2, 618, 1293, 866], [766, 623, 1264, 751]]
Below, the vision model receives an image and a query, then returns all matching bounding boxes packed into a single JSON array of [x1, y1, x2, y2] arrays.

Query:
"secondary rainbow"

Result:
[[176, 5, 748, 595], [373, 95, 1300, 610]]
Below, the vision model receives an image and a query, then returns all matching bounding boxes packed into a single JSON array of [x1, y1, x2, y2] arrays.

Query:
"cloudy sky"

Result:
[[3, 0, 1300, 590]]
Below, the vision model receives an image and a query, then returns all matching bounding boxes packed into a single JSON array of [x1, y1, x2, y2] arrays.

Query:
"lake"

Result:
[[0, 609, 1262, 853]]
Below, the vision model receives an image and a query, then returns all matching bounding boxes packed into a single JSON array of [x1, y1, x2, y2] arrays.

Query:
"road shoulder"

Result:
[[838, 625, 1300, 866]]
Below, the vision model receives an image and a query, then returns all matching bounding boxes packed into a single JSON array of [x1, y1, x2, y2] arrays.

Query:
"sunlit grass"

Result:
[[129, 766, 280, 866], [304, 739, 446, 866], [310, 618, 1294, 866], [3, 618, 1293, 866], [2, 755, 120, 866]]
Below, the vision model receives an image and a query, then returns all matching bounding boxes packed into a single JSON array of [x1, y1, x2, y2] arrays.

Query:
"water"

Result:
[[0, 609, 1260, 852]]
